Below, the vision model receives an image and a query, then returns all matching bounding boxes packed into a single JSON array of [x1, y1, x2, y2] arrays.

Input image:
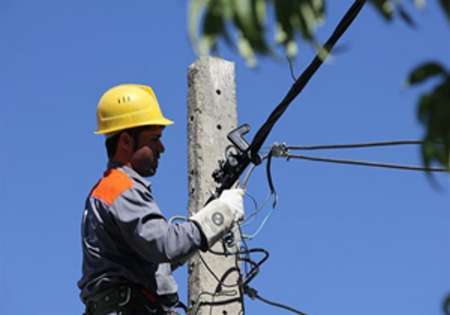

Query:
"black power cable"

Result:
[[195, 137, 448, 313], [245, 286, 308, 315], [249, 0, 367, 159], [197, 1, 369, 311], [210, 0, 367, 198]]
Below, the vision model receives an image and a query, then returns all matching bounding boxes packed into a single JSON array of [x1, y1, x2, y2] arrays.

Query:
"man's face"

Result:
[[130, 126, 165, 177]]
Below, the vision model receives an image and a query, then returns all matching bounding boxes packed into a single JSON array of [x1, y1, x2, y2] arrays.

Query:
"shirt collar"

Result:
[[107, 161, 152, 189]]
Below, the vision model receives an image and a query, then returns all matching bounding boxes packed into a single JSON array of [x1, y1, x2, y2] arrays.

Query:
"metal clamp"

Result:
[[271, 143, 289, 157], [118, 287, 131, 307]]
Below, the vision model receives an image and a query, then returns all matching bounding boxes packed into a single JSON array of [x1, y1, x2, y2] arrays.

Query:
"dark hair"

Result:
[[105, 133, 121, 159], [104, 127, 148, 159]]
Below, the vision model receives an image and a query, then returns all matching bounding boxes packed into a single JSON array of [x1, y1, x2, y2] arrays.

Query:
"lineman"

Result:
[[78, 84, 244, 315]]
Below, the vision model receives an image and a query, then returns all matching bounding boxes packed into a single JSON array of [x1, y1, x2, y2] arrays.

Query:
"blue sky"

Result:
[[1, 1, 449, 314]]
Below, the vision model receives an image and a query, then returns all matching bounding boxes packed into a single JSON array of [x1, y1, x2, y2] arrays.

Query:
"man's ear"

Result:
[[118, 132, 134, 154]]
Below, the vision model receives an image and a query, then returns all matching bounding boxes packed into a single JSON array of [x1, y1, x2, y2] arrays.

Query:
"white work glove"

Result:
[[218, 188, 245, 222], [190, 188, 245, 249]]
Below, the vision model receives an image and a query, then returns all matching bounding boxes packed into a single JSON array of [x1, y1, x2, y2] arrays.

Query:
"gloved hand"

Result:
[[190, 188, 245, 249], [217, 188, 245, 222]]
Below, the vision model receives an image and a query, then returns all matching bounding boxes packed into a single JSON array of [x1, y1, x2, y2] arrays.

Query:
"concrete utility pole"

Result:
[[187, 57, 243, 315]]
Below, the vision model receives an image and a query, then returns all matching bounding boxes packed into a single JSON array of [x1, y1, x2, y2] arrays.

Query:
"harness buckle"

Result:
[[118, 286, 131, 306]]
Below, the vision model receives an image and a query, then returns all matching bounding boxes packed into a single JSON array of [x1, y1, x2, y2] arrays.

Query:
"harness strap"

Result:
[[85, 285, 166, 315]]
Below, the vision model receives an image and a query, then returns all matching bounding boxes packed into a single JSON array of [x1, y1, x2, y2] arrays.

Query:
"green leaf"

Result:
[[273, 0, 296, 45], [230, 0, 270, 55], [444, 294, 450, 315], [298, 2, 317, 40], [439, 0, 450, 21], [273, 0, 324, 59], [237, 32, 257, 66], [407, 62, 448, 85], [188, 0, 207, 55], [369, 0, 395, 20], [198, 0, 236, 55], [413, 65, 450, 171], [397, 4, 417, 28], [413, 0, 427, 10], [417, 93, 433, 125], [286, 40, 298, 59]]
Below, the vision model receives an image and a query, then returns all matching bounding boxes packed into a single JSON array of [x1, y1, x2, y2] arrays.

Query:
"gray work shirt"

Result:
[[78, 164, 203, 302]]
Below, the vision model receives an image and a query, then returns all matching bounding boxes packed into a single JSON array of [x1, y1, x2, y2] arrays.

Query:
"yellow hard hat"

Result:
[[95, 84, 173, 135]]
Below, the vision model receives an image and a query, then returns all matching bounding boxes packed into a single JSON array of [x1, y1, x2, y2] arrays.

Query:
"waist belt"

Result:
[[85, 285, 177, 315]]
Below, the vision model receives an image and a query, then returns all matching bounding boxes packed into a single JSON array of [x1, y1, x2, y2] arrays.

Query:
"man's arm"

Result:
[[111, 188, 203, 265], [112, 187, 244, 265]]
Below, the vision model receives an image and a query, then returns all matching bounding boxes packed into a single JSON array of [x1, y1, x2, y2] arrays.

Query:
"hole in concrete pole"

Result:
[[216, 124, 222, 130], [190, 116, 194, 122], [216, 89, 221, 95]]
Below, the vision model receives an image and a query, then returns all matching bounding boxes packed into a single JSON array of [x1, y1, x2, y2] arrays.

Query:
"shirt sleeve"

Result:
[[110, 186, 203, 265]]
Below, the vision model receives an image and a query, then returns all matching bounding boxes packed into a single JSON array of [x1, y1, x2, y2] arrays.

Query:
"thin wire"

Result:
[[239, 225, 251, 277], [194, 226, 248, 314], [245, 286, 307, 315], [241, 153, 270, 189], [240, 249, 270, 286], [248, 0, 366, 158], [245, 191, 259, 212], [287, 140, 427, 151], [241, 191, 274, 226], [243, 207, 275, 240], [235, 247, 246, 315], [197, 253, 240, 288], [287, 56, 297, 82], [286, 153, 448, 172]]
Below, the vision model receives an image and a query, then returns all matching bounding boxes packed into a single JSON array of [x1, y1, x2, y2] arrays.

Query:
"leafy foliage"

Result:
[[188, 0, 450, 171], [189, 0, 326, 65], [444, 294, 450, 315], [188, 0, 432, 64], [407, 62, 450, 171], [439, 0, 450, 21]]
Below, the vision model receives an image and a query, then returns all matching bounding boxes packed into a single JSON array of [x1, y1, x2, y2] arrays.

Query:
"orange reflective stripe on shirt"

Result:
[[91, 168, 133, 205]]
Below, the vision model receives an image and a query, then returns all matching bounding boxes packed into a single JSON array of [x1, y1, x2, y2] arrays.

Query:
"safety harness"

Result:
[[85, 285, 184, 315]]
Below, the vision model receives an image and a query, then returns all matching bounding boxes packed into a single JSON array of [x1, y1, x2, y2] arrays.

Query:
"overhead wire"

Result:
[[286, 140, 427, 151], [241, 190, 275, 226], [271, 141, 448, 172], [248, 0, 367, 158], [242, 208, 275, 240], [285, 153, 448, 172], [183, 137, 448, 314], [191, 1, 440, 313], [244, 286, 308, 315], [187, 138, 448, 313]]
